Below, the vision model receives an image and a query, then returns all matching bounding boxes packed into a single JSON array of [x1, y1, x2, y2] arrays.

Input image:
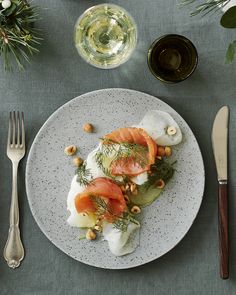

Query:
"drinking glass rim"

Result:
[[74, 3, 138, 69], [147, 34, 198, 83], [75, 3, 137, 30]]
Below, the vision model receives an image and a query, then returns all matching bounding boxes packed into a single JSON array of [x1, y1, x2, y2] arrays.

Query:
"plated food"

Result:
[[26, 88, 204, 269], [67, 110, 183, 256]]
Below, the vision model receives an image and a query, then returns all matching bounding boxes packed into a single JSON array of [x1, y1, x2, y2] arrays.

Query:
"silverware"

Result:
[[211, 106, 229, 279], [3, 111, 25, 269]]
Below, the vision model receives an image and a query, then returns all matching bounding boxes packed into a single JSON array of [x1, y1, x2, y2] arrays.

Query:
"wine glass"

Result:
[[74, 4, 137, 69]]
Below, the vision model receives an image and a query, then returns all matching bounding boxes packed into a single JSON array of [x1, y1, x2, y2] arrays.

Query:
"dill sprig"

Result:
[[76, 162, 92, 186], [92, 196, 139, 232], [95, 138, 148, 178], [180, 0, 230, 16], [101, 138, 148, 163], [92, 196, 112, 216], [95, 150, 115, 179], [113, 212, 140, 232]]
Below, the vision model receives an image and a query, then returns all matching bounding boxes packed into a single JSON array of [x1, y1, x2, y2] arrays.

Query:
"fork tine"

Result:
[[12, 111, 16, 146], [21, 112, 25, 147], [17, 111, 20, 146], [7, 112, 12, 147]]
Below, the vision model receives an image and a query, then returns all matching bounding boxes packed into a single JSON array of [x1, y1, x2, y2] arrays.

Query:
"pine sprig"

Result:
[[180, 0, 230, 16], [0, 0, 41, 70], [180, 0, 236, 63]]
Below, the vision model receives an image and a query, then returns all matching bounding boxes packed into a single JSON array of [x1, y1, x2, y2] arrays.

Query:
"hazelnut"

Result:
[[83, 123, 94, 133], [64, 145, 77, 156], [167, 126, 177, 136], [94, 225, 102, 232], [130, 183, 137, 193], [157, 146, 165, 157], [156, 179, 165, 189], [131, 205, 141, 214], [73, 156, 83, 167], [164, 146, 172, 157], [86, 229, 96, 241]]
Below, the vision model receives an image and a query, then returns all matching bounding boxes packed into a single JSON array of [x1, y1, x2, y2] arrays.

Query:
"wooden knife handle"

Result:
[[218, 182, 229, 279]]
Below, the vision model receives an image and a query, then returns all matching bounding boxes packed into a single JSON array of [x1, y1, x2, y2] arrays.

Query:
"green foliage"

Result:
[[180, 0, 230, 16], [221, 6, 236, 27], [129, 158, 176, 207], [95, 138, 148, 178], [225, 40, 236, 63], [142, 158, 175, 190], [180, 0, 236, 63], [92, 196, 139, 232], [76, 162, 92, 186], [0, 0, 41, 70]]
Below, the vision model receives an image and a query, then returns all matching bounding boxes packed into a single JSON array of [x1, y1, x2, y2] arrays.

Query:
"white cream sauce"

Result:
[[102, 222, 140, 256]]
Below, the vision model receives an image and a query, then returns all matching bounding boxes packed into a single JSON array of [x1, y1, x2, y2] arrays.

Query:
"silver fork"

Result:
[[3, 111, 25, 269]]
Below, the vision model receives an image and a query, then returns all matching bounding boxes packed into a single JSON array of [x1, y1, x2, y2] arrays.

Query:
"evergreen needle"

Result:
[[0, 0, 42, 70], [180, 0, 230, 16]]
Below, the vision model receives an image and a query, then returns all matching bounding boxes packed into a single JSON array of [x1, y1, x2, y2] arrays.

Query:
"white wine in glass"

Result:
[[74, 4, 137, 69]]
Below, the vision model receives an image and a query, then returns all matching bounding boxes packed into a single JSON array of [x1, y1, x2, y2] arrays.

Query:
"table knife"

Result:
[[211, 106, 229, 279]]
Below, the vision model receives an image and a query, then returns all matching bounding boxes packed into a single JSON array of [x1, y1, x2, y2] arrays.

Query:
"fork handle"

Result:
[[3, 162, 24, 268], [4, 225, 24, 268]]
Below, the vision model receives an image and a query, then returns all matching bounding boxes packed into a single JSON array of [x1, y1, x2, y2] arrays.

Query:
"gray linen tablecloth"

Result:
[[0, 0, 236, 294]]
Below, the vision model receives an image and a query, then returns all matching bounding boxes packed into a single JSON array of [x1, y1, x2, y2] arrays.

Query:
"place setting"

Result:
[[0, 0, 234, 292]]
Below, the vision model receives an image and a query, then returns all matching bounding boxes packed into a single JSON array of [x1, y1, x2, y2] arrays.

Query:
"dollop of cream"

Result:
[[102, 222, 140, 256], [86, 145, 106, 179], [136, 110, 182, 146]]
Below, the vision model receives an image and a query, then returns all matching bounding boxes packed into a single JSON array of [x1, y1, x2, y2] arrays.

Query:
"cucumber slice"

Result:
[[129, 185, 163, 207], [129, 158, 175, 206]]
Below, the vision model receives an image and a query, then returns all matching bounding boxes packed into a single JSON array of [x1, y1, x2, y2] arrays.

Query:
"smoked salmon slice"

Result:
[[103, 127, 158, 176], [75, 177, 126, 221]]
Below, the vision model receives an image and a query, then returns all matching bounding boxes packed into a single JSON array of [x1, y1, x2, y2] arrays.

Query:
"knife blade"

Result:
[[211, 105, 229, 279]]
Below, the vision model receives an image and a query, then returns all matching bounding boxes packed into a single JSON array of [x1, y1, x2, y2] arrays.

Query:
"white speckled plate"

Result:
[[26, 88, 205, 269]]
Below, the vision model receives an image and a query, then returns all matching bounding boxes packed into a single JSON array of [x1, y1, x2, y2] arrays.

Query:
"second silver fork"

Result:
[[3, 111, 25, 269]]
